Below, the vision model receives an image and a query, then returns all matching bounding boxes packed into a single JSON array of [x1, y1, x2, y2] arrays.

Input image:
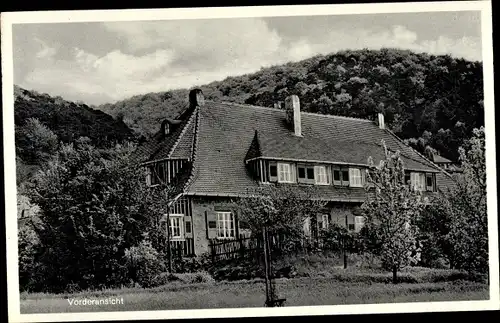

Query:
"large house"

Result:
[[131, 89, 455, 257]]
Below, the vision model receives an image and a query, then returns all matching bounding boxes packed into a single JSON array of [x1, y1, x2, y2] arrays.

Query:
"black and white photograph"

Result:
[[2, 1, 498, 322]]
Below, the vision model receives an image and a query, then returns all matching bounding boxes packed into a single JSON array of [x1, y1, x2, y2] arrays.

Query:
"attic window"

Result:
[[164, 122, 170, 135]]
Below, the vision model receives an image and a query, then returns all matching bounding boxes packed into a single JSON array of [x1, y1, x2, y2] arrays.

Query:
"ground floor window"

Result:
[[354, 216, 365, 232], [167, 214, 184, 239], [216, 212, 236, 239]]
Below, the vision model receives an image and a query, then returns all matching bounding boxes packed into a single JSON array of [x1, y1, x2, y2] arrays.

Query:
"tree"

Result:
[[16, 117, 58, 165], [235, 184, 326, 248], [361, 141, 423, 283], [445, 127, 488, 274], [25, 137, 173, 292]]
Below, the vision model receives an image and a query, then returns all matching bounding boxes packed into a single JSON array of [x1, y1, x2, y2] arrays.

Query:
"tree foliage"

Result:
[[235, 185, 326, 247], [15, 117, 59, 165], [360, 141, 424, 283], [24, 138, 171, 292], [444, 127, 488, 273]]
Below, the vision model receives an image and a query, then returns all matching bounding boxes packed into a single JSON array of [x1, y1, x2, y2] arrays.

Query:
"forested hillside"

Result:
[[98, 48, 484, 162], [14, 86, 135, 186]]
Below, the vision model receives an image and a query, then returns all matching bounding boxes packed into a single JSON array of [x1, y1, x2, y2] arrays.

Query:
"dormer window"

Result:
[[410, 172, 426, 191], [164, 122, 170, 135], [314, 165, 331, 185], [277, 162, 295, 183]]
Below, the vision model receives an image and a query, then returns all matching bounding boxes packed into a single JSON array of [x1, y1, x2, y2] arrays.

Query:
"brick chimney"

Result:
[[189, 88, 205, 108], [285, 95, 302, 137], [378, 113, 385, 129]]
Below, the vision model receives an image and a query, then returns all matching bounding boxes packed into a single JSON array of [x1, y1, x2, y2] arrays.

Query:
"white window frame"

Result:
[[166, 214, 184, 239], [410, 172, 426, 191], [349, 168, 363, 187], [354, 216, 365, 232], [314, 165, 330, 185], [277, 162, 294, 183], [216, 212, 236, 239], [321, 214, 329, 230]]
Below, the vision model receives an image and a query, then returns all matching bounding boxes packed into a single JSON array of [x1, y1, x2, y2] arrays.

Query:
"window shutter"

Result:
[[349, 168, 356, 186], [207, 211, 218, 240], [361, 169, 367, 186], [326, 166, 332, 184]]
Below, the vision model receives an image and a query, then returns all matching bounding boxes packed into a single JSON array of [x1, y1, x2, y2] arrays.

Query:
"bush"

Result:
[[124, 240, 166, 288], [171, 271, 216, 284]]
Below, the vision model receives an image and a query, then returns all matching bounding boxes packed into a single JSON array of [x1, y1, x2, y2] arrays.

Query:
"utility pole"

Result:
[[262, 227, 270, 306], [165, 190, 172, 273]]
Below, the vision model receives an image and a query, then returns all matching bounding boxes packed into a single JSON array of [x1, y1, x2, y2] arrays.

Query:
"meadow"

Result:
[[21, 266, 489, 313]]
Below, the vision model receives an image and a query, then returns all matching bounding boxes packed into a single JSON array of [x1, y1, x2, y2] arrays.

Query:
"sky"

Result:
[[12, 10, 482, 105]]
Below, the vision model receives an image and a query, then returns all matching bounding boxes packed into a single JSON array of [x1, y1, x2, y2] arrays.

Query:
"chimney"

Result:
[[189, 88, 205, 108], [285, 95, 302, 137], [378, 113, 385, 129]]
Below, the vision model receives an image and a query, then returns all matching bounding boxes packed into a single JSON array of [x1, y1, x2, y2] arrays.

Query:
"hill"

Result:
[[97, 48, 484, 162], [14, 86, 136, 185]]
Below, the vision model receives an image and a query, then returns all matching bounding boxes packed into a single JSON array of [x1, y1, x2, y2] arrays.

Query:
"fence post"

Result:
[[210, 240, 216, 263]]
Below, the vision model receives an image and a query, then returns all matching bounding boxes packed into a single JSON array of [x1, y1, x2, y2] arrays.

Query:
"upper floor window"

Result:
[[349, 168, 364, 187], [333, 167, 350, 186], [426, 173, 435, 192], [277, 162, 295, 183], [314, 166, 331, 185], [146, 162, 166, 186], [410, 172, 426, 191], [297, 164, 315, 184], [216, 211, 236, 239]]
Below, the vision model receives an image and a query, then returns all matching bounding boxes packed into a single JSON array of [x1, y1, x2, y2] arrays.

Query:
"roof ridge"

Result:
[[384, 128, 456, 181], [183, 107, 201, 193], [166, 109, 197, 159], [205, 99, 373, 123]]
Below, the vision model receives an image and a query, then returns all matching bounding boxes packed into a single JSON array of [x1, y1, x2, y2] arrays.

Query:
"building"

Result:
[[430, 153, 463, 174], [131, 89, 455, 257]]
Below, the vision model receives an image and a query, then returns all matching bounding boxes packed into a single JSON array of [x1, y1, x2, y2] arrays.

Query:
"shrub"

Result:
[[124, 240, 165, 288]]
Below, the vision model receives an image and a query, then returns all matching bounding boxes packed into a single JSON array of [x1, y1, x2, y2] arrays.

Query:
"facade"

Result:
[[131, 89, 455, 257]]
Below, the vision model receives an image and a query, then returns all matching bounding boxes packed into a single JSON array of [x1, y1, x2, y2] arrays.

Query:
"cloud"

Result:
[[16, 19, 482, 105]]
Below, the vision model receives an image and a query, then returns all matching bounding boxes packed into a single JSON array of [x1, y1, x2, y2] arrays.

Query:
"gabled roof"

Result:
[[129, 106, 196, 165], [132, 99, 455, 199]]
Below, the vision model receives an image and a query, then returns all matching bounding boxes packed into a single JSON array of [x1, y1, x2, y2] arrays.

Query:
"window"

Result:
[[167, 214, 184, 239], [333, 168, 342, 185], [410, 172, 426, 191], [297, 164, 315, 184], [314, 166, 331, 185], [298, 167, 306, 179], [216, 212, 236, 239], [341, 169, 349, 186], [148, 162, 166, 186], [321, 214, 329, 230], [426, 173, 435, 192], [277, 162, 295, 183], [269, 163, 278, 179], [354, 216, 365, 232], [349, 168, 363, 187]]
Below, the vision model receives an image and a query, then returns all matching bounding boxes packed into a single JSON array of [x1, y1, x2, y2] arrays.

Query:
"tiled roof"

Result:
[[132, 99, 455, 199], [182, 101, 448, 196], [129, 106, 196, 164]]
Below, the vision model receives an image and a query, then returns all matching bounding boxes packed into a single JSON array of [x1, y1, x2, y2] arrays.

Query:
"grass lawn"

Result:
[[21, 277, 489, 313]]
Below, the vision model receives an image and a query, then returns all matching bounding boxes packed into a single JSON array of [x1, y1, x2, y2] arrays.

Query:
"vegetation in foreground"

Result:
[[21, 272, 488, 313]]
